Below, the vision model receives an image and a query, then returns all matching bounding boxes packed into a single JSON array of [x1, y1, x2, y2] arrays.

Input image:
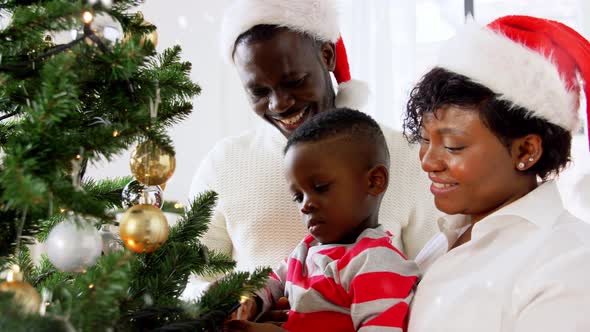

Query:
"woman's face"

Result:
[[419, 106, 528, 221]]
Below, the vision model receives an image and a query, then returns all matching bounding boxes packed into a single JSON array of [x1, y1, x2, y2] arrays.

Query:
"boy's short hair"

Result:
[[285, 108, 390, 167]]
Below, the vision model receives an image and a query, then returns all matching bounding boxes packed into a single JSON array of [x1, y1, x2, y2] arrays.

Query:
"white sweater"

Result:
[[185, 124, 440, 296]]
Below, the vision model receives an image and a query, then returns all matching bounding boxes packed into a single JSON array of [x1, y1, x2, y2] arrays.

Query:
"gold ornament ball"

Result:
[[122, 17, 158, 48], [119, 204, 169, 253], [0, 280, 42, 314], [141, 24, 158, 48], [130, 141, 176, 186]]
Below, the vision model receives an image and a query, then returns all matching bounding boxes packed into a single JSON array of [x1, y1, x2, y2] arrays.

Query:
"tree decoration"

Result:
[[0, 266, 42, 314], [129, 141, 176, 186], [45, 217, 103, 272], [119, 204, 169, 253], [123, 12, 158, 48], [121, 179, 163, 209], [83, 12, 123, 46]]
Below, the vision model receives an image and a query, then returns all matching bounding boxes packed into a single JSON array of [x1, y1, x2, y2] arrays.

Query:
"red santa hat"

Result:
[[220, 0, 369, 109], [438, 15, 590, 145]]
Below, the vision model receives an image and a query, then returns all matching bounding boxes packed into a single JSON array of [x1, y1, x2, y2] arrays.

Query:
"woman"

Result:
[[405, 16, 590, 331]]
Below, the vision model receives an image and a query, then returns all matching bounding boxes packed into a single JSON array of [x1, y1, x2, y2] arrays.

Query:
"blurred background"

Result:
[[86, 0, 590, 221]]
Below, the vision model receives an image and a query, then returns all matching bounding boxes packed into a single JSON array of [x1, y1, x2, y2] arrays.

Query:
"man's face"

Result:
[[233, 30, 335, 138]]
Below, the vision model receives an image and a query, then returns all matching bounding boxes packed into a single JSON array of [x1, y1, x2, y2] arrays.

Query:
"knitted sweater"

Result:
[[258, 226, 418, 332], [188, 124, 439, 280]]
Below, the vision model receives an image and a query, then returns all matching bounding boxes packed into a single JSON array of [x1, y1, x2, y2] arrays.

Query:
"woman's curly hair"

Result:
[[403, 67, 571, 180]]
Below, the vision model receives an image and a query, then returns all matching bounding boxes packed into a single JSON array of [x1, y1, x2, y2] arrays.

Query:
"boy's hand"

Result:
[[230, 297, 258, 321], [258, 296, 289, 323], [225, 320, 286, 332]]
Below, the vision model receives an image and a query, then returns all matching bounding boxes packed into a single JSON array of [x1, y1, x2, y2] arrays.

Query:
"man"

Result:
[[184, 0, 439, 298]]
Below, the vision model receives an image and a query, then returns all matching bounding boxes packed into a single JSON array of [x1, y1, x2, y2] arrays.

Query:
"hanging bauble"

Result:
[[123, 12, 158, 48], [119, 204, 169, 253], [85, 12, 123, 46], [45, 218, 103, 272], [139, 20, 158, 48], [121, 179, 163, 209], [87, 0, 113, 9], [46, 28, 80, 45], [0, 9, 13, 32], [130, 141, 176, 186], [0, 267, 42, 314]]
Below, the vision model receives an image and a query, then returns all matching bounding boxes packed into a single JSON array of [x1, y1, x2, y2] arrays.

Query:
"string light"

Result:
[[6, 265, 20, 282], [82, 11, 94, 24], [112, 130, 120, 137]]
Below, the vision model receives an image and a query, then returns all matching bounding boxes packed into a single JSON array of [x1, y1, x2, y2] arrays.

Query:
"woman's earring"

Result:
[[518, 162, 526, 169], [528, 156, 535, 162]]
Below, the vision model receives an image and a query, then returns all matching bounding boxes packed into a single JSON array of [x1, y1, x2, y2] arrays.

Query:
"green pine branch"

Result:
[[82, 176, 134, 210], [169, 191, 217, 244], [0, 2, 262, 330]]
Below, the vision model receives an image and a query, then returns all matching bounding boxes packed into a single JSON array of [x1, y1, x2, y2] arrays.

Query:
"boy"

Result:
[[228, 108, 418, 332]]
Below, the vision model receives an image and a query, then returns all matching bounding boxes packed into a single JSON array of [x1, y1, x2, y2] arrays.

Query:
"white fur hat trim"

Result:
[[438, 23, 579, 131], [221, 0, 340, 63]]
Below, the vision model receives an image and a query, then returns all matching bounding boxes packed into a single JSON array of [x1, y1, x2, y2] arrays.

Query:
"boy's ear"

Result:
[[367, 164, 389, 196]]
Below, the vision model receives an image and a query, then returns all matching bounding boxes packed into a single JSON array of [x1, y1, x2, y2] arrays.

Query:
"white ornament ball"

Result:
[[0, 9, 12, 32], [101, 0, 113, 8], [88, 0, 112, 8], [48, 29, 80, 45], [45, 219, 103, 272], [88, 13, 123, 45]]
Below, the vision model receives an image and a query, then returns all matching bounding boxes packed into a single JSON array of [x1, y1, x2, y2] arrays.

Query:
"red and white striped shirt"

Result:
[[257, 226, 418, 332]]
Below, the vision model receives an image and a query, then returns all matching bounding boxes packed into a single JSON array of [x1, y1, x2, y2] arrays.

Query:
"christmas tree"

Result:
[[0, 0, 270, 331]]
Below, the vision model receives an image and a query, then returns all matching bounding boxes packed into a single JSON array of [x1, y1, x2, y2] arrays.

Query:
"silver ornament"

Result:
[[121, 179, 163, 209], [47, 29, 80, 45], [0, 9, 12, 32], [88, 0, 112, 8], [45, 218, 102, 272], [87, 13, 123, 45]]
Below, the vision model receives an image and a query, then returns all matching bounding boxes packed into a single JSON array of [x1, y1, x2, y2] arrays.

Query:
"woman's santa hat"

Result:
[[438, 15, 590, 145], [220, 0, 369, 110]]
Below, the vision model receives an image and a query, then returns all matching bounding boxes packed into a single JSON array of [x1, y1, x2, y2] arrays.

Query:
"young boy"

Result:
[[228, 108, 419, 332]]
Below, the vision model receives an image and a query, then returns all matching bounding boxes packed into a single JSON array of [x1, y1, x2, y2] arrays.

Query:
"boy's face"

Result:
[[284, 139, 375, 244]]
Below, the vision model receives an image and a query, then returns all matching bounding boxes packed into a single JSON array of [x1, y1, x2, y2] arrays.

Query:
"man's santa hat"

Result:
[[220, 0, 369, 110], [438, 15, 590, 145]]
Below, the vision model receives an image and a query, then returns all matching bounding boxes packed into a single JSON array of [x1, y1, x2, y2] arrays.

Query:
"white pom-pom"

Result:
[[335, 79, 370, 110]]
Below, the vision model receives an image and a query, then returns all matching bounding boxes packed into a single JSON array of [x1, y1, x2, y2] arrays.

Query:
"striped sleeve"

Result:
[[338, 236, 419, 332], [256, 257, 288, 314]]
